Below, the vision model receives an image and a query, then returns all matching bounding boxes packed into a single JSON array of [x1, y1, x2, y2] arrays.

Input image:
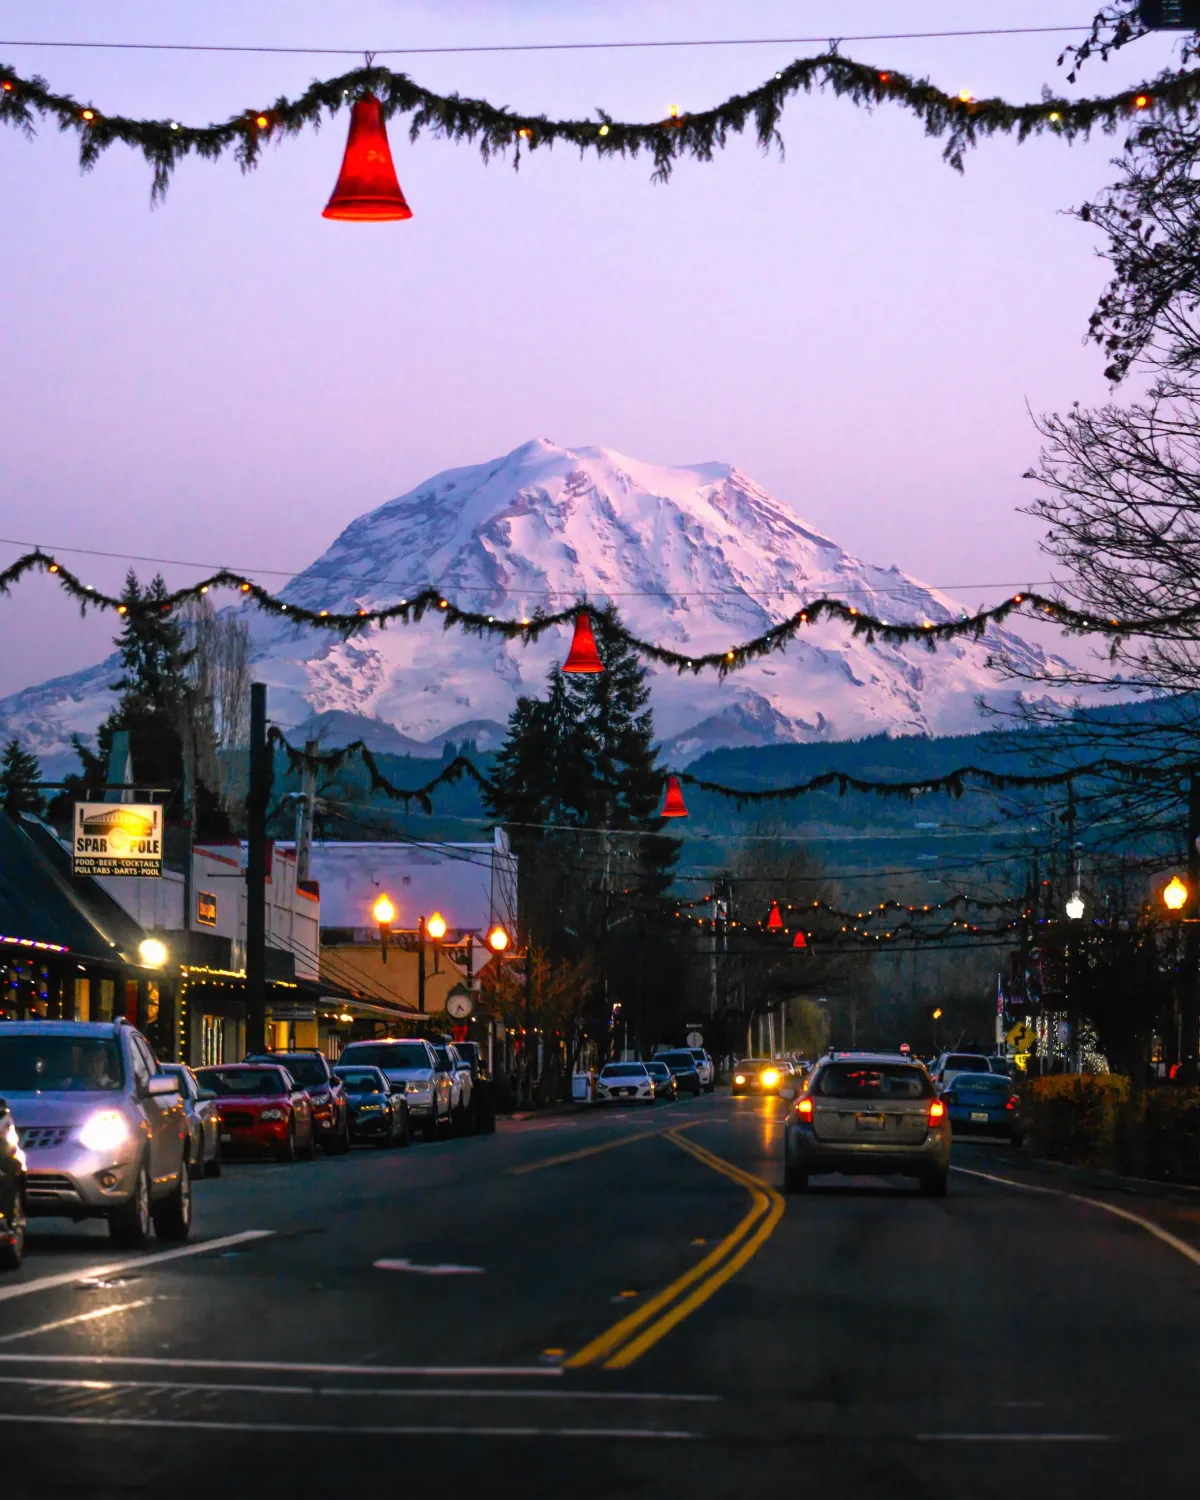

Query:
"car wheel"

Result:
[[109, 1157, 152, 1248], [376, 1112, 394, 1149], [204, 1135, 222, 1179], [920, 1170, 949, 1198], [1009, 1129, 1024, 1148], [277, 1120, 297, 1163], [422, 1111, 439, 1143], [152, 1153, 192, 1243], [299, 1121, 317, 1161], [396, 1104, 412, 1148], [0, 1185, 25, 1272], [784, 1156, 808, 1194]]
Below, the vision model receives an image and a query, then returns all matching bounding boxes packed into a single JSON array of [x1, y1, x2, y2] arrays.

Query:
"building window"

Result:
[[201, 1015, 225, 1067]]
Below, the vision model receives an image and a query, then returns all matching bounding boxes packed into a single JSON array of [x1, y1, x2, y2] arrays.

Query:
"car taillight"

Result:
[[1005, 1095, 1018, 1110], [796, 1097, 813, 1119], [928, 1099, 946, 1124]]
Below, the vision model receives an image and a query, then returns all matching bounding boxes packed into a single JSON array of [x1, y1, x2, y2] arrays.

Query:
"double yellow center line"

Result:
[[565, 1126, 785, 1370]]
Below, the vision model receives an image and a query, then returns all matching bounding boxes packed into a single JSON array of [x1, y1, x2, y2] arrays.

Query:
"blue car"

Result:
[[943, 1072, 1022, 1144]]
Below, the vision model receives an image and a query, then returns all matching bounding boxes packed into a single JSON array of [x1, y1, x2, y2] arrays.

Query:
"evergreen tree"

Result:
[[0, 738, 44, 818], [485, 609, 680, 1051]]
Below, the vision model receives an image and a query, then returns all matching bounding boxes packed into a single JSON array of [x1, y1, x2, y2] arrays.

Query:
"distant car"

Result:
[[784, 1052, 951, 1196], [944, 1073, 1022, 1144], [334, 1065, 410, 1148], [687, 1049, 716, 1093], [337, 1039, 452, 1141], [987, 1056, 1015, 1077], [433, 1045, 475, 1133], [448, 1041, 496, 1134], [0, 1096, 24, 1271], [246, 1050, 350, 1155], [730, 1059, 784, 1097], [0, 1021, 191, 1248], [196, 1064, 315, 1163], [645, 1059, 677, 1102], [658, 1050, 703, 1096], [596, 1062, 654, 1104], [930, 1053, 993, 1093], [161, 1062, 222, 1178]]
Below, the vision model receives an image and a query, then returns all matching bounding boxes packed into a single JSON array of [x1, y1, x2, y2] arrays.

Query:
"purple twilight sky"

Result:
[[0, 1, 1183, 698]]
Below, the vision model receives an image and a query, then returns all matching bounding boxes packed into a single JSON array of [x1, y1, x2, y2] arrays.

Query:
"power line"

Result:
[[0, 536, 1060, 602], [0, 27, 1096, 60]]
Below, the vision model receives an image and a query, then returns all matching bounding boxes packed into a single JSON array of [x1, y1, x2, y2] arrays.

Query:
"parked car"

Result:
[[433, 1044, 474, 1133], [0, 1096, 25, 1271], [333, 1065, 410, 1147], [658, 1050, 703, 1097], [687, 1048, 716, 1093], [0, 1021, 191, 1247], [645, 1059, 677, 1102], [596, 1062, 655, 1104], [336, 1039, 452, 1142], [930, 1053, 994, 1093], [160, 1062, 222, 1178], [783, 1052, 952, 1196], [246, 1049, 350, 1155], [731, 1058, 785, 1096], [448, 1041, 496, 1134], [196, 1064, 315, 1163], [987, 1056, 1015, 1078], [943, 1072, 1023, 1144]]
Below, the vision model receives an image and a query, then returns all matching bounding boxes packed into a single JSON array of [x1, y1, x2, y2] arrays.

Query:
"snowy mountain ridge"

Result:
[[0, 439, 1067, 770]]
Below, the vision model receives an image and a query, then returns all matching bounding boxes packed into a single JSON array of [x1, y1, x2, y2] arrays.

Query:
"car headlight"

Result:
[[79, 1110, 129, 1151], [734, 1074, 746, 1085], [260, 1107, 287, 1122], [761, 1069, 780, 1087], [2, 1120, 16, 1151]]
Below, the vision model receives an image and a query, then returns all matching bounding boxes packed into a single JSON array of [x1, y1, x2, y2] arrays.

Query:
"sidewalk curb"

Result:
[[504, 1103, 590, 1122]]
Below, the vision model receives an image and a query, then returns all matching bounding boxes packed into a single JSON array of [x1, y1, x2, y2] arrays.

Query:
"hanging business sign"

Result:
[[72, 802, 163, 877], [196, 891, 218, 927]]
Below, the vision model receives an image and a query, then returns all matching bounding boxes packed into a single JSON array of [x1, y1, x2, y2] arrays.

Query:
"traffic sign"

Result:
[[1006, 1022, 1036, 1054]]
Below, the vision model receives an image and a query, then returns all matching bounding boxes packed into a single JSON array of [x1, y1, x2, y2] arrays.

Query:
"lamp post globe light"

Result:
[[426, 911, 447, 940], [487, 925, 510, 953], [1164, 875, 1189, 913], [138, 937, 168, 969], [1065, 892, 1086, 921], [373, 892, 394, 962]]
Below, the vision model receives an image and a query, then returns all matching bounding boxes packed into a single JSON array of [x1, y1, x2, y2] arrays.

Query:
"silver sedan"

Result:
[[161, 1062, 222, 1178]]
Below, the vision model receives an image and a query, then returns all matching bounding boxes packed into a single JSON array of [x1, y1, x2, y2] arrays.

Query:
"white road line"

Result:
[[374, 1259, 485, 1275], [0, 1413, 698, 1439], [952, 1165, 1200, 1269], [0, 1374, 718, 1402], [0, 1231, 274, 1304], [0, 1353, 564, 1378], [0, 1299, 153, 1344], [918, 1433, 1114, 1442]]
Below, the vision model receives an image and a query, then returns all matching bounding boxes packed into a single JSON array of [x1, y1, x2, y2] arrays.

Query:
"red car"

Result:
[[195, 1064, 315, 1162]]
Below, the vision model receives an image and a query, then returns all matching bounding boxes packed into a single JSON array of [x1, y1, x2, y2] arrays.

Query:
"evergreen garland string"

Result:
[[267, 727, 490, 813], [4, 547, 1197, 675], [0, 50, 1193, 200]]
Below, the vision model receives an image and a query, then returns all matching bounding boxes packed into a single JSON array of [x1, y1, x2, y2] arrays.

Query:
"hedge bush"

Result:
[[1022, 1075, 1200, 1184]]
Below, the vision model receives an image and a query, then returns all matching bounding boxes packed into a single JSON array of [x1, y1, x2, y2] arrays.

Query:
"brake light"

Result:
[[796, 1097, 813, 1119], [928, 1099, 946, 1123], [1005, 1095, 1018, 1110]]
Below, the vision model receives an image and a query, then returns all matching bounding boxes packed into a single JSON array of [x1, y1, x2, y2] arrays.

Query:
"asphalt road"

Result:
[[4, 1092, 1199, 1499]]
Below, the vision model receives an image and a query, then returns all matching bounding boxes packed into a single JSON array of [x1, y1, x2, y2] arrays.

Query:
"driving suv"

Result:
[[0, 1021, 192, 1246], [246, 1049, 350, 1154]]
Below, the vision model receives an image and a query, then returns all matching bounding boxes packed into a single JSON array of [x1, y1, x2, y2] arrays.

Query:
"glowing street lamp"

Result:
[[426, 911, 447, 940], [487, 925, 511, 953], [138, 937, 168, 969], [1164, 875, 1189, 913], [1065, 892, 1085, 921], [373, 892, 395, 962]]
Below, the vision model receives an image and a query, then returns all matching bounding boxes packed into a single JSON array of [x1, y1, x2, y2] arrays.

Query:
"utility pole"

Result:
[[417, 914, 426, 1015], [244, 683, 269, 1056], [295, 738, 317, 884], [1183, 769, 1200, 1082]]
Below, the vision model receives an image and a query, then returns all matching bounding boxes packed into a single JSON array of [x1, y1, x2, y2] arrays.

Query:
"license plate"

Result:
[[220, 1132, 232, 1143], [970, 1111, 989, 1122], [855, 1113, 886, 1132]]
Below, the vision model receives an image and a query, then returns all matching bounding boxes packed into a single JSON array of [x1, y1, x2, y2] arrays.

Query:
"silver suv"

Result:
[[0, 1021, 192, 1247], [336, 1038, 451, 1142]]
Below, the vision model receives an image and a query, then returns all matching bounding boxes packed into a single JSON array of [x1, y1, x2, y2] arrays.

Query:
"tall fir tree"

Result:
[[0, 738, 44, 818]]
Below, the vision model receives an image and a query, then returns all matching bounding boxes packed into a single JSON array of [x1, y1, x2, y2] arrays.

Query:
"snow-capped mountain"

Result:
[[0, 439, 1066, 769]]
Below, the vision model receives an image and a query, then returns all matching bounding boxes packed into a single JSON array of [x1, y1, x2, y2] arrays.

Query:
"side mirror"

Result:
[[196, 1088, 217, 1102], [778, 1086, 797, 1102], [148, 1074, 180, 1097]]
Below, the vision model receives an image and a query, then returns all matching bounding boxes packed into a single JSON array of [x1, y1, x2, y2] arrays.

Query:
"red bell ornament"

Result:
[[660, 775, 689, 819], [793, 930, 808, 950], [323, 94, 413, 222], [766, 901, 784, 931], [563, 611, 604, 674]]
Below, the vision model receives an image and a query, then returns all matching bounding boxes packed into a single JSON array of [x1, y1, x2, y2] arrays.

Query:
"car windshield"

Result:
[[816, 1064, 932, 1099], [0, 1035, 124, 1092], [269, 1055, 327, 1087], [735, 1059, 770, 1070], [647, 1062, 670, 1076], [433, 1048, 452, 1068], [689, 1050, 707, 1062], [339, 1072, 385, 1095], [197, 1067, 288, 1097], [602, 1064, 646, 1078], [339, 1043, 429, 1072], [945, 1055, 990, 1072]]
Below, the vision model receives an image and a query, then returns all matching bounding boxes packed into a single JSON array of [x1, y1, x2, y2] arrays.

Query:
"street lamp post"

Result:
[[373, 893, 395, 963]]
